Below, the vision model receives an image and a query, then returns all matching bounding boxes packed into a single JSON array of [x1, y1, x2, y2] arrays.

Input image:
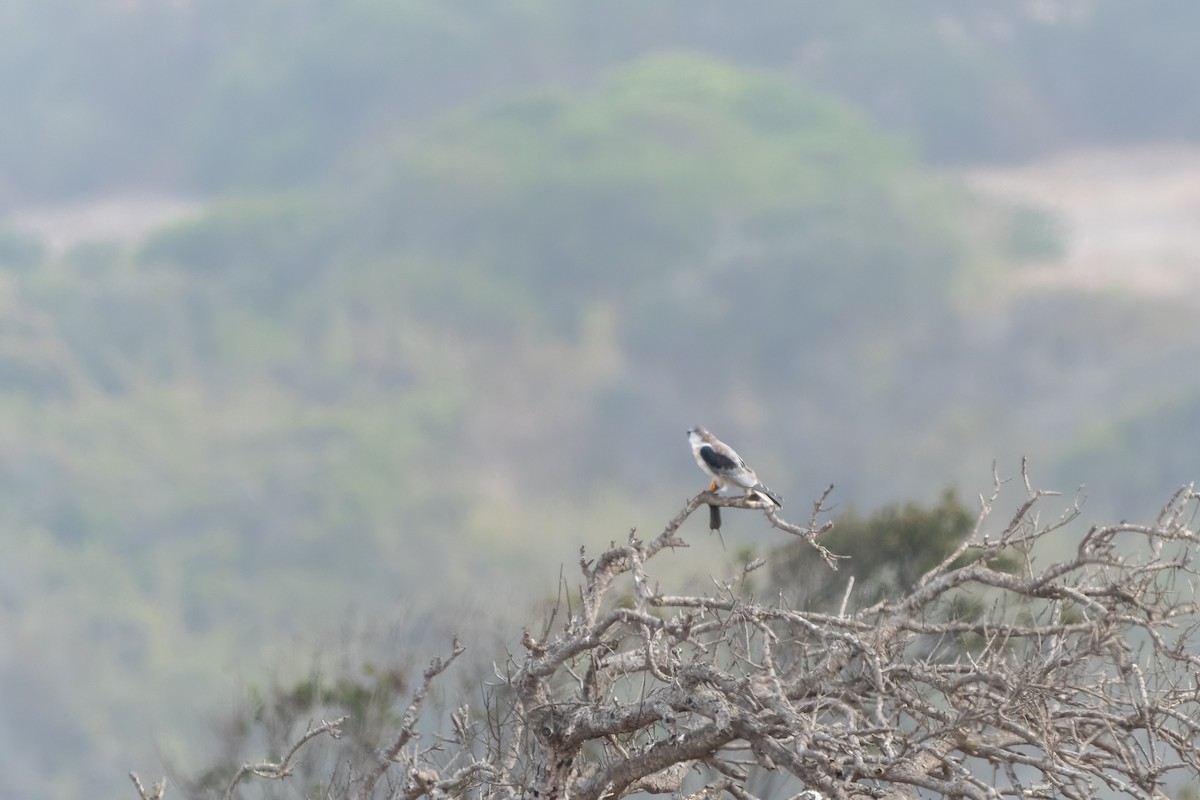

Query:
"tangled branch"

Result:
[[500, 476, 1200, 799], [143, 473, 1200, 800]]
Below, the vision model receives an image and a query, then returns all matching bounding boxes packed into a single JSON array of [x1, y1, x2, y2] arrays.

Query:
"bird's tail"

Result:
[[752, 483, 783, 508]]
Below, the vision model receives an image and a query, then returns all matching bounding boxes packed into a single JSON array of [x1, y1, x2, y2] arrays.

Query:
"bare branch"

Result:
[[692, 485, 842, 568], [128, 772, 165, 800], [221, 716, 346, 800], [356, 638, 467, 799], [156, 476, 1200, 800]]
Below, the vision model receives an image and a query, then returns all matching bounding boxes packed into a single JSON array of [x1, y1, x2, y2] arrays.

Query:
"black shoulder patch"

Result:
[[700, 445, 739, 473]]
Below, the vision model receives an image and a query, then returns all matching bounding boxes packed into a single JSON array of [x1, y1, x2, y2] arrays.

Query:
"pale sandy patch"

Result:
[[8, 194, 204, 257], [964, 144, 1200, 299]]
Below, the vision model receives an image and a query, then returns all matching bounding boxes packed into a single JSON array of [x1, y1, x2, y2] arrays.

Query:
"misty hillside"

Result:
[[1, 4, 1199, 800]]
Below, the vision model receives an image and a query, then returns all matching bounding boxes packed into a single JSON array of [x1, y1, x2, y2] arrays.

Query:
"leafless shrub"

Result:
[[139, 467, 1200, 800]]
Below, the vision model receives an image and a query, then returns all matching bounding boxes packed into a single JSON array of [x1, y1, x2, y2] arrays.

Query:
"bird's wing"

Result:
[[698, 444, 742, 475]]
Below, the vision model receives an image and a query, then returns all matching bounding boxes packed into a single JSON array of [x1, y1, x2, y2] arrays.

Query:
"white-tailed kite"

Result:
[[687, 425, 783, 507]]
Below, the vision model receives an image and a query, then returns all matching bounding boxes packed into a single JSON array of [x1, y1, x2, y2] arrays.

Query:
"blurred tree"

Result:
[[1059, 386, 1200, 520], [7, 1, 1200, 199], [769, 488, 995, 611], [342, 53, 965, 348], [0, 226, 45, 270]]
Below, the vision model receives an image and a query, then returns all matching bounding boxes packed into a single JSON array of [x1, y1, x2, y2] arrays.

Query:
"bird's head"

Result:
[[687, 426, 711, 446]]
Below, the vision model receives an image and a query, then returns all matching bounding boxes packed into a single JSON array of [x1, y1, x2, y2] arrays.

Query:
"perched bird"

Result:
[[687, 426, 783, 507]]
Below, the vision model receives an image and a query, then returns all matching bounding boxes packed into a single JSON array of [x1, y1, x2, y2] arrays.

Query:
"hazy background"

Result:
[[2, 2, 1199, 798]]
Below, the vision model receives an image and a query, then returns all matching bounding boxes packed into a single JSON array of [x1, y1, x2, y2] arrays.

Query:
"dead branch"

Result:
[[129, 772, 166, 800], [499, 481, 1200, 799], [147, 479, 1200, 800], [222, 716, 346, 800], [356, 638, 468, 800]]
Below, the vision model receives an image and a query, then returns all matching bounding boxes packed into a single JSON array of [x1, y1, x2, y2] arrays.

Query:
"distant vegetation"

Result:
[[1, 4, 1198, 800], [5, 1, 1200, 202]]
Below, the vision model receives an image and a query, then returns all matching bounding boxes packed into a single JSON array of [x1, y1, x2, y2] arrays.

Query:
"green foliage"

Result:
[[1059, 385, 1200, 519], [1000, 204, 1066, 262], [139, 193, 335, 306], [943, 593, 990, 652], [8, 1, 1200, 201], [350, 52, 965, 357], [185, 662, 412, 799], [945, 593, 986, 623], [0, 226, 45, 270], [771, 489, 978, 610]]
